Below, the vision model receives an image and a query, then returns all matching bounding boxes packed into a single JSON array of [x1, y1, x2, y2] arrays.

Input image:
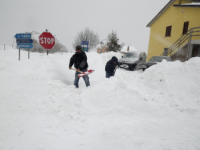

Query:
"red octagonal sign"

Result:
[[39, 32, 55, 49]]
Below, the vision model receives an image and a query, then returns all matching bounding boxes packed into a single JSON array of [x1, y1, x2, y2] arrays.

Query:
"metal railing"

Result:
[[161, 27, 200, 60]]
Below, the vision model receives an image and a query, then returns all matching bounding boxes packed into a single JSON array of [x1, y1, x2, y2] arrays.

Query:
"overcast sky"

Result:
[[0, 0, 169, 53]]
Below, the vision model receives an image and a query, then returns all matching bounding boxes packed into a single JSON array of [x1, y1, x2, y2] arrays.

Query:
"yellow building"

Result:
[[147, 0, 200, 61]]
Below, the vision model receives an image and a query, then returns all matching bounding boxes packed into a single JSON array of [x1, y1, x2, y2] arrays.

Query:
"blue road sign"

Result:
[[16, 39, 33, 44], [17, 43, 33, 49], [81, 41, 89, 52], [15, 33, 32, 39]]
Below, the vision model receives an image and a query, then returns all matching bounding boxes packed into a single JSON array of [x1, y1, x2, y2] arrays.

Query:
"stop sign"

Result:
[[39, 32, 55, 49]]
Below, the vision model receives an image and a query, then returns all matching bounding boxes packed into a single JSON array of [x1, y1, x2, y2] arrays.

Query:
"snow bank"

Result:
[[0, 49, 200, 150]]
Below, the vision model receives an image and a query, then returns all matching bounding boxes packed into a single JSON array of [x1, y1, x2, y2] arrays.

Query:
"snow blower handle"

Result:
[[70, 68, 83, 73]]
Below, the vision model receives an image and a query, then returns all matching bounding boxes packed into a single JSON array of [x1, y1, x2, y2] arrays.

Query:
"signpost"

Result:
[[17, 43, 33, 49], [15, 33, 33, 60], [15, 33, 31, 39], [39, 32, 55, 55], [81, 41, 89, 52], [16, 39, 33, 44]]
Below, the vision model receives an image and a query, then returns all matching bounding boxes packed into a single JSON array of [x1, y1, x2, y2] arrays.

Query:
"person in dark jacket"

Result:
[[69, 46, 90, 88], [105, 56, 118, 78]]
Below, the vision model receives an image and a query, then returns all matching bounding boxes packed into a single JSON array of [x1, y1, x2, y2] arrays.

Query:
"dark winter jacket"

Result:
[[69, 51, 88, 71], [105, 56, 118, 75]]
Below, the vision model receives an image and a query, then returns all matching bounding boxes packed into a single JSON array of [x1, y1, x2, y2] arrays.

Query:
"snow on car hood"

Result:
[[119, 57, 139, 63]]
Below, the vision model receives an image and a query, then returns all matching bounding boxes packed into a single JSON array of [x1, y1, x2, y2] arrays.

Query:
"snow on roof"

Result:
[[96, 43, 102, 48], [120, 45, 138, 52]]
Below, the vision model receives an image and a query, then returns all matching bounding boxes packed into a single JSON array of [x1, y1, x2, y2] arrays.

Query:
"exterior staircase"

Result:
[[161, 27, 200, 61]]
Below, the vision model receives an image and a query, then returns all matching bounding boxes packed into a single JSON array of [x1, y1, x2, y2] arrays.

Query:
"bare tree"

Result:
[[73, 28, 99, 50], [51, 39, 67, 53], [31, 39, 45, 53]]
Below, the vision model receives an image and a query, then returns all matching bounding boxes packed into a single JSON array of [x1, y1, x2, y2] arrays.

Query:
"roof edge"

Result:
[[146, 0, 176, 27], [173, 4, 200, 7]]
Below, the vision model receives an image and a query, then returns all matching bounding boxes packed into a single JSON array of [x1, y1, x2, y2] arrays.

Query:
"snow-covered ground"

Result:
[[0, 45, 13, 51], [0, 49, 200, 150]]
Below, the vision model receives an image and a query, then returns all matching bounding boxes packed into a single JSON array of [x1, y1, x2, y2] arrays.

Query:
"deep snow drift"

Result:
[[0, 49, 200, 150]]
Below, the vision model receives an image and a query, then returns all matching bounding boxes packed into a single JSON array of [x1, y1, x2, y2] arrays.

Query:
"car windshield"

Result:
[[123, 53, 139, 58], [149, 57, 167, 62]]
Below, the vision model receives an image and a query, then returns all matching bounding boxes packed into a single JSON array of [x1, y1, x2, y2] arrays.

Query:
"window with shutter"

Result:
[[163, 48, 169, 56], [165, 26, 172, 37], [182, 21, 189, 35]]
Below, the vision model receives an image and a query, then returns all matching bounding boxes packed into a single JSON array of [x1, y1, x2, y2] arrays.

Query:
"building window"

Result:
[[165, 26, 172, 37], [163, 48, 169, 56], [182, 21, 189, 35]]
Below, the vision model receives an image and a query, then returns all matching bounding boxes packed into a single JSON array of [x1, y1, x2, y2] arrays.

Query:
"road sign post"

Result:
[[39, 32, 55, 56], [15, 33, 33, 61], [81, 41, 89, 52], [15, 33, 31, 39], [17, 43, 33, 49], [16, 39, 33, 44], [19, 48, 20, 61]]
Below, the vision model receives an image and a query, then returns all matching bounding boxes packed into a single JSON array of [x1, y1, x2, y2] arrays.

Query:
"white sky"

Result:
[[0, 0, 169, 53]]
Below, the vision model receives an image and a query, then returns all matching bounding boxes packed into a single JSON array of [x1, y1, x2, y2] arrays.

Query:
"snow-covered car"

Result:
[[137, 56, 171, 71], [118, 51, 147, 71]]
